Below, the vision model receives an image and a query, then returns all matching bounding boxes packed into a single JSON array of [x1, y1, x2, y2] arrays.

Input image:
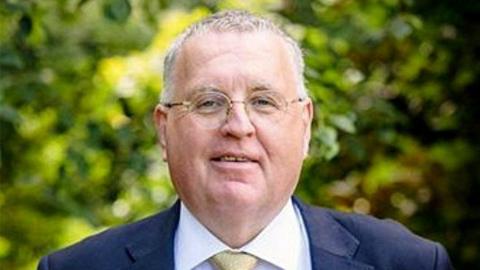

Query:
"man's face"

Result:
[[155, 31, 313, 220]]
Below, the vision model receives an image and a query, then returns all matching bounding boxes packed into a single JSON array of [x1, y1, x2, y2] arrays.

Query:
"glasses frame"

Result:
[[162, 90, 307, 128]]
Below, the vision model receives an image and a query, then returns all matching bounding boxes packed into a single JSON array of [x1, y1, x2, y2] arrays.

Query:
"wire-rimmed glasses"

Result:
[[162, 90, 306, 129]]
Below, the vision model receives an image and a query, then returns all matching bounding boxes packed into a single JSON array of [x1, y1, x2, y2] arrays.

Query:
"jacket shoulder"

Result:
[[304, 204, 452, 269], [38, 205, 177, 270], [327, 208, 432, 247]]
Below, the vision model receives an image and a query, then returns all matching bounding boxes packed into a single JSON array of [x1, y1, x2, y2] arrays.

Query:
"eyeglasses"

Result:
[[162, 90, 306, 129]]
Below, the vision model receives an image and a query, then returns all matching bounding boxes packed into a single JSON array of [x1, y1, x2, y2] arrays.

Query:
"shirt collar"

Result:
[[174, 202, 229, 270], [174, 199, 304, 270], [241, 199, 304, 269]]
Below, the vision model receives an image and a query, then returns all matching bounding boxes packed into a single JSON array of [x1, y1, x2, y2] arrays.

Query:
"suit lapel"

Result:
[[120, 198, 375, 270], [123, 201, 180, 270], [294, 198, 375, 270]]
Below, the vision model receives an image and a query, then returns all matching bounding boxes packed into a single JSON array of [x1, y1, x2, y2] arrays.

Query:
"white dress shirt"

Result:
[[174, 199, 311, 270]]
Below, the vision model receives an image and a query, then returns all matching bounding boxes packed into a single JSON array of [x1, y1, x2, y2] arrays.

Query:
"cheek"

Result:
[[263, 123, 305, 158], [165, 122, 209, 171], [260, 123, 306, 179], [165, 129, 209, 198]]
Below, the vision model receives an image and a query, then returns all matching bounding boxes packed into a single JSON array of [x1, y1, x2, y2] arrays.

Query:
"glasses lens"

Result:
[[247, 91, 286, 124], [248, 92, 285, 112], [190, 92, 229, 128]]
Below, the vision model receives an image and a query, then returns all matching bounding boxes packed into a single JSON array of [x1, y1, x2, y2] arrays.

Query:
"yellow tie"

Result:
[[210, 250, 258, 270]]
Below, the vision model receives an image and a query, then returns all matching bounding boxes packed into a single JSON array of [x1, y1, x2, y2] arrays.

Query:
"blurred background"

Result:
[[1, 0, 479, 269]]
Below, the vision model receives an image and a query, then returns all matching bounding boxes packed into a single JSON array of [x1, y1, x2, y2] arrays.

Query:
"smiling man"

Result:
[[38, 10, 453, 270]]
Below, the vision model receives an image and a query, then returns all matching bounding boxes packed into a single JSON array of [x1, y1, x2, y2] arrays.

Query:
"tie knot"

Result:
[[210, 250, 258, 270]]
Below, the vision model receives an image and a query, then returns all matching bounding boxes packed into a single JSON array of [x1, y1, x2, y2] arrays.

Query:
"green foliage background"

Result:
[[1, 0, 479, 269]]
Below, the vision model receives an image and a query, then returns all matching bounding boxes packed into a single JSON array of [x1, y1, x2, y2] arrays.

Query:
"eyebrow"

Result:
[[250, 81, 276, 92], [185, 85, 223, 99], [190, 85, 221, 93], [187, 81, 277, 97]]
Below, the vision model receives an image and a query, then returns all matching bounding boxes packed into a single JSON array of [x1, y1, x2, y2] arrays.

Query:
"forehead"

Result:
[[172, 31, 297, 97]]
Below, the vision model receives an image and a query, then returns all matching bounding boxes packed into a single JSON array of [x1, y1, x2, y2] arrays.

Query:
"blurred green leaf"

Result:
[[328, 113, 356, 134], [103, 0, 131, 23], [17, 15, 32, 39], [0, 50, 24, 69], [313, 126, 339, 160]]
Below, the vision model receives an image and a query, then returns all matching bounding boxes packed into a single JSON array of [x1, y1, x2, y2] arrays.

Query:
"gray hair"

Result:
[[161, 10, 307, 102]]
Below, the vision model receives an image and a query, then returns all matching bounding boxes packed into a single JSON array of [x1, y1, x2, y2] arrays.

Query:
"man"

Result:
[[38, 10, 453, 270]]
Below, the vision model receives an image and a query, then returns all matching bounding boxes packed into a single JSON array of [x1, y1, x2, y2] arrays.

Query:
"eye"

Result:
[[249, 94, 282, 112], [192, 94, 227, 114]]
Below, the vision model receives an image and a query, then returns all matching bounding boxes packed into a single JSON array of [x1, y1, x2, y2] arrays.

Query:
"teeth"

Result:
[[220, 156, 249, 162]]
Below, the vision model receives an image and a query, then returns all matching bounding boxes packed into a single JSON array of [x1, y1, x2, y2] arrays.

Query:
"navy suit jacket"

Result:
[[38, 198, 453, 270]]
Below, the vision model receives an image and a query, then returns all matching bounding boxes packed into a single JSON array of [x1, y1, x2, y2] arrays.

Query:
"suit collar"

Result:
[[294, 197, 374, 270], [123, 200, 180, 270]]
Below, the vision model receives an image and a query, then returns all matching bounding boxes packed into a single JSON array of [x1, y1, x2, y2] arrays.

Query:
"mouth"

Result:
[[210, 153, 260, 177], [210, 150, 260, 164], [211, 155, 256, 163]]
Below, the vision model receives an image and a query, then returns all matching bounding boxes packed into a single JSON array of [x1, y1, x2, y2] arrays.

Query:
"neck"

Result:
[[184, 199, 288, 248]]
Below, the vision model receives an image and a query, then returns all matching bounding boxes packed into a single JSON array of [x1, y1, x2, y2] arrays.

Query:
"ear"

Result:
[[153, 104, 168, 161], [301, 98, 314, 158]]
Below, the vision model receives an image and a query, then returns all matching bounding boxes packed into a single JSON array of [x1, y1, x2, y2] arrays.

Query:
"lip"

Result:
[[210, 159, 259, 170], [209, 151, 260, 163], [209, 150, 261, 172]]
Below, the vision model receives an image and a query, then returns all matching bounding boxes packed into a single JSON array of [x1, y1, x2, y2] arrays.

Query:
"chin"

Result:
[[211, 188, 262, 207]]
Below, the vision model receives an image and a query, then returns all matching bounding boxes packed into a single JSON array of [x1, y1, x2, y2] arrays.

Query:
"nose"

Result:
[[220, 101, 255, 138]]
